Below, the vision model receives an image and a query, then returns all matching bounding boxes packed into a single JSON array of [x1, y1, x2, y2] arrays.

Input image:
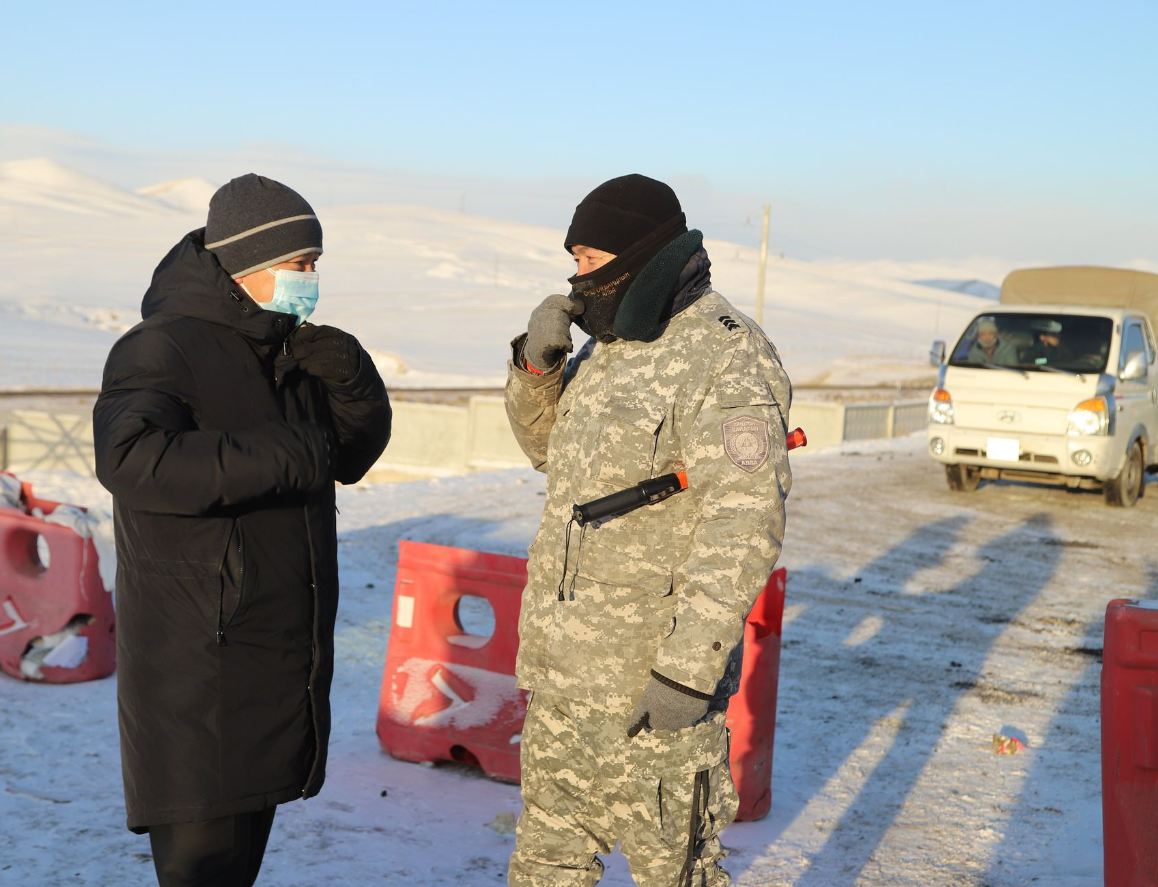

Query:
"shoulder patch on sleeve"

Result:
[[722, 415, 771, 472]]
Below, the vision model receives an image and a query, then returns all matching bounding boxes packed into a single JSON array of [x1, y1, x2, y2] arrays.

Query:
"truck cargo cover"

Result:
[[1001, 266, 1158, 333]]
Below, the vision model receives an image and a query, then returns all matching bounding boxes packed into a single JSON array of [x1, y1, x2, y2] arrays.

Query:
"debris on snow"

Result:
[[992, 734, 1025, 755], [486, 812, 518, 835]]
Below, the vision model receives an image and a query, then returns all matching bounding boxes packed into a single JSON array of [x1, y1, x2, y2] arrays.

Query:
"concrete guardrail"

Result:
[[0, 397, 930, 479]]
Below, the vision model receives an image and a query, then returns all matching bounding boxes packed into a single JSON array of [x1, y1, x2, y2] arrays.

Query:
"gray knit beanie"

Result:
[[205, 174, 323, 277]]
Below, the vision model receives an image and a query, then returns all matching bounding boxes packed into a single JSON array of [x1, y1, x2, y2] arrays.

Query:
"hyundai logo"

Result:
[[998, 410, 1020, 423]]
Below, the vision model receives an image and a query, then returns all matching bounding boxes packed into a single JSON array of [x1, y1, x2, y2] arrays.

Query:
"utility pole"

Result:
[[755, 203, 771, 327]]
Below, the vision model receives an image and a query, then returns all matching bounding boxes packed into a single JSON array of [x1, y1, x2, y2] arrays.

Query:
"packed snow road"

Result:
[[1, 435, 1149, 885]]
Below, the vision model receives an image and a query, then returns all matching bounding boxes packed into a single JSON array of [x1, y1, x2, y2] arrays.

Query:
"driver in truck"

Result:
[[967, 317, 1017, 365]]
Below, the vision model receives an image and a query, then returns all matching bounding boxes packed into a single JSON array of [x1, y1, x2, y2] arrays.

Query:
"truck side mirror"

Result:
[[929, 340, 946, 367], [1121, 351, 1147, 382]]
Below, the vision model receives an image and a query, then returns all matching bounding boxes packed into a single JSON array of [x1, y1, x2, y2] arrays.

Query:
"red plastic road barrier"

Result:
[[376, 540, 529, 781], [0, 475, 115, 683], [1102, 598, 1158, 886], [377, 542, 788, 819], [727, 567, 787, 822]]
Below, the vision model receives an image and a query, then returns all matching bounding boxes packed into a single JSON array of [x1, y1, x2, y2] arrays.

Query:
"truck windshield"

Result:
[[948, 312, 1113, 374]]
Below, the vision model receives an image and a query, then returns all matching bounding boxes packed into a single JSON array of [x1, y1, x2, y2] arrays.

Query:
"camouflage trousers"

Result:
[[508, 692, 739, 887]]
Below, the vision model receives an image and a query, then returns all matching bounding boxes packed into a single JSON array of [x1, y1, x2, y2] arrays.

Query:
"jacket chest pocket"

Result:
[[551, 398, 674, 591], [579, 402, 667, 488]]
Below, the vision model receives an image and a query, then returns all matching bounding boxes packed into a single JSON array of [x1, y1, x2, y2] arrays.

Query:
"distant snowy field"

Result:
[[0, 158, 1026, 391], [2, 437, 1147, 885]]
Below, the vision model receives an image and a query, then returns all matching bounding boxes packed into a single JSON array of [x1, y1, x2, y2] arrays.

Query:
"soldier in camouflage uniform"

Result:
[[504, 175, 792, 886]]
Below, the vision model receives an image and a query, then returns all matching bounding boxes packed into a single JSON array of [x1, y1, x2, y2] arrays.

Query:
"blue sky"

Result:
[[3, 0, 1156, 260]]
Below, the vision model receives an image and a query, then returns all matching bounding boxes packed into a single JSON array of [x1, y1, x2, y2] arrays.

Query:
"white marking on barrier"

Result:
[[41, 634, 88, 669], [428, 667, 469, 716], [509, 734, 521, 745], [391, 657, 520, 729], [0, 599, 31, 637], [396, 595, 415, 628]]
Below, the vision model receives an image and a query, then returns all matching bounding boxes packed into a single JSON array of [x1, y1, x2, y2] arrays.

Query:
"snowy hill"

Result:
[[136, 177, 218, 214], [914, 278, 1001, 300], [0, 159, 1000, 390], [0, 158, 183, 217]]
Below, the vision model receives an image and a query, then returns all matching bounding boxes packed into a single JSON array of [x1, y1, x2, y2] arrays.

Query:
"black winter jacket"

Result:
[[93, 230, 391, 831]]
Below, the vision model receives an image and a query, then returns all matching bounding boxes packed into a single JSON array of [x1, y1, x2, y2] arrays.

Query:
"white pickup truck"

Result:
[[928, 266, 1158, 506]]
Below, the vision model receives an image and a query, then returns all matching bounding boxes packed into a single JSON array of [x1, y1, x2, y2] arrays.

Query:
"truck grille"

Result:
[[955, 447, 1059, 465]]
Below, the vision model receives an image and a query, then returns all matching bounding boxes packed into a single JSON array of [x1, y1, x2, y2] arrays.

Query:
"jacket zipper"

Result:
[[216, 520, 245, 646], [301, 505, 322, 795]]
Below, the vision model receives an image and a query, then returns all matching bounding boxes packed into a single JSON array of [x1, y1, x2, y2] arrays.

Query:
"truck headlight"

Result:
[[1066, 397, 1110, 436], [929, 388, 954, 425]]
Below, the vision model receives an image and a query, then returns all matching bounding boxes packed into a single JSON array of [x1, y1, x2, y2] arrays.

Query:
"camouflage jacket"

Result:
[[505, 291, 792, 711]]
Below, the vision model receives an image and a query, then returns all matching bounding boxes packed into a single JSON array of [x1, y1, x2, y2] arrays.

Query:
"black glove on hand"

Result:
[[291, 324, 363, 385], [627, 671, 712, 737], [523, 294, 584, 371]]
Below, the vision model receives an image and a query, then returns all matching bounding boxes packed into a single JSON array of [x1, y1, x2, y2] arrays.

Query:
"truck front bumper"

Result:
[[927, 425, 1123, 486]]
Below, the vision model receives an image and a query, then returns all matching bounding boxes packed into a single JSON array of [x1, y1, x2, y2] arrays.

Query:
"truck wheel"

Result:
[[945, 464, 980, 492], [1105, 441, 1143, 507]]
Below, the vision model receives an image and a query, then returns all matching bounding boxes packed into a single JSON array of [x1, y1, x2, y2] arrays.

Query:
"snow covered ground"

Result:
[[0, 158, 1014, 392], [3, 435, 1149, 885]]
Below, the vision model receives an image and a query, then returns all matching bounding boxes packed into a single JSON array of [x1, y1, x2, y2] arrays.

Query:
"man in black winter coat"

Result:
[[93, 174, 391, 887]]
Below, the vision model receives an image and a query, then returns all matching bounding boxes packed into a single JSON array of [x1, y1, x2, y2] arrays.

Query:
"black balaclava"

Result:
[[563, 174, 687, 342]]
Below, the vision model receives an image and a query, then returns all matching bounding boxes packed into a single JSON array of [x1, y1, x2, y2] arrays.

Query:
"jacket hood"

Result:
[[142, 229, 297, 346]]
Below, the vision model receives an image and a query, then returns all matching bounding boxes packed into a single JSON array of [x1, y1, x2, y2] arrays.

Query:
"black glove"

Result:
[[626, 671, 712, 737], [291, 324, 363, 385], [523, 294, 584, 371]]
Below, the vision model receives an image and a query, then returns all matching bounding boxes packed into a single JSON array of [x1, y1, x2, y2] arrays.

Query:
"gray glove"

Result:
[[627, 671, 712, 737], [523, 294, 584, 371]]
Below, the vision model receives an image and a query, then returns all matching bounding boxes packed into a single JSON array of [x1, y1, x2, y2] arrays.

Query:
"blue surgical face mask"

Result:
[[257, 268, 319, 325]]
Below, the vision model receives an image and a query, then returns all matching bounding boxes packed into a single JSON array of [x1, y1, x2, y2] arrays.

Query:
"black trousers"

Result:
[[148, 808, 276, 887]]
